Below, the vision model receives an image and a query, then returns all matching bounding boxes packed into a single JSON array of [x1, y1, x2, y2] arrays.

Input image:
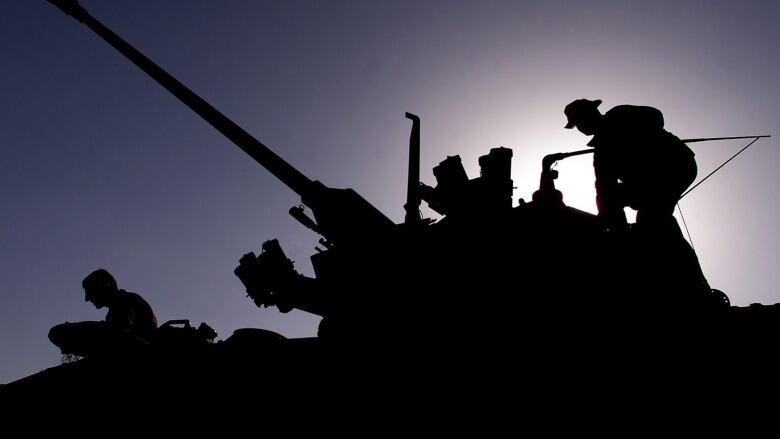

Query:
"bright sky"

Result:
[[1, 0, 778, 384]]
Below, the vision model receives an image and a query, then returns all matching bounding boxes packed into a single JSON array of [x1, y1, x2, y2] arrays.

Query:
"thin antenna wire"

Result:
[[674, 136, 769, 251], [677, 203, 695, 250], [682, 135, 770, 143], [680, 136, 761, 199]]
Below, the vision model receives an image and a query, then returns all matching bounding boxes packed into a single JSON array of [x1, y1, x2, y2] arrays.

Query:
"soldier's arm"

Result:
[[593, 149, 627, 228]]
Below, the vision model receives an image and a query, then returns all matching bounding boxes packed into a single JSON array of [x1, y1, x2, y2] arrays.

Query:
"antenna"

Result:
[[680, 135, 770, 199]]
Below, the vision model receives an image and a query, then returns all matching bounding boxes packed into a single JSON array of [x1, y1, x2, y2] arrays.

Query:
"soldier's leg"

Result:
[[48, 321, 110, 357]]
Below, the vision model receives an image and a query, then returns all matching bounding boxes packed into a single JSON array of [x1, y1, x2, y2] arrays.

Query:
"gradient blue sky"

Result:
[[2, 0, 778, 384]]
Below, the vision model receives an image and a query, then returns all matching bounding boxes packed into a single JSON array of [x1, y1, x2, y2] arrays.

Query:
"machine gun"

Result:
[[532, 149, 594, 207]]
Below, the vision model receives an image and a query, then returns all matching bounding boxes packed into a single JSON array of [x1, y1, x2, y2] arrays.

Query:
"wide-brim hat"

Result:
[[564, 99, 602, 129]]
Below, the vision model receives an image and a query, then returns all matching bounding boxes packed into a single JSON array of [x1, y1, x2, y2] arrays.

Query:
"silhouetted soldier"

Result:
[[48, 269, 159, 357], [564, 99, 697, 226], [564, 99, 711, 308]]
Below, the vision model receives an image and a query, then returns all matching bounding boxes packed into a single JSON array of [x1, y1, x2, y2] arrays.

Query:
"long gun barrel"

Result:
[[48, 0, 395, 244], [47, 0, 313, 198]]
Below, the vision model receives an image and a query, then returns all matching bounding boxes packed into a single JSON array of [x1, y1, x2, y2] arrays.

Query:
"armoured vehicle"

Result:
[[2, 1, 778, 408]]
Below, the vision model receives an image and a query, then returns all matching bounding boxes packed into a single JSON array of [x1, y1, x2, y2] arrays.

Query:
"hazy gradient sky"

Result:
[[2, 0, 778, 383]]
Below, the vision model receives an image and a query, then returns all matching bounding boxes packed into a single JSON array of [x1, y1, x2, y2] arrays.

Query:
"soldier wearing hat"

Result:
[[564, 98, 710, 306], [564, 98, 697, 227]]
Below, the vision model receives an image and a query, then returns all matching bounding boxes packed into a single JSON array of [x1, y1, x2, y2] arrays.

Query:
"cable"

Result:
[[677, 203, 695, 250], [676, 136, 766, 249], [680, 136, 761, 199]]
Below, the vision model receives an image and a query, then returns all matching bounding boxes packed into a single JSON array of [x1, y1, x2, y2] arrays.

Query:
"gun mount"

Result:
[[532, 149, 594, 206]]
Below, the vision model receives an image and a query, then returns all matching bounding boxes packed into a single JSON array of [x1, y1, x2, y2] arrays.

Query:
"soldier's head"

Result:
[[82, 268, 119, 309], [564, 99, 603, 136]]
